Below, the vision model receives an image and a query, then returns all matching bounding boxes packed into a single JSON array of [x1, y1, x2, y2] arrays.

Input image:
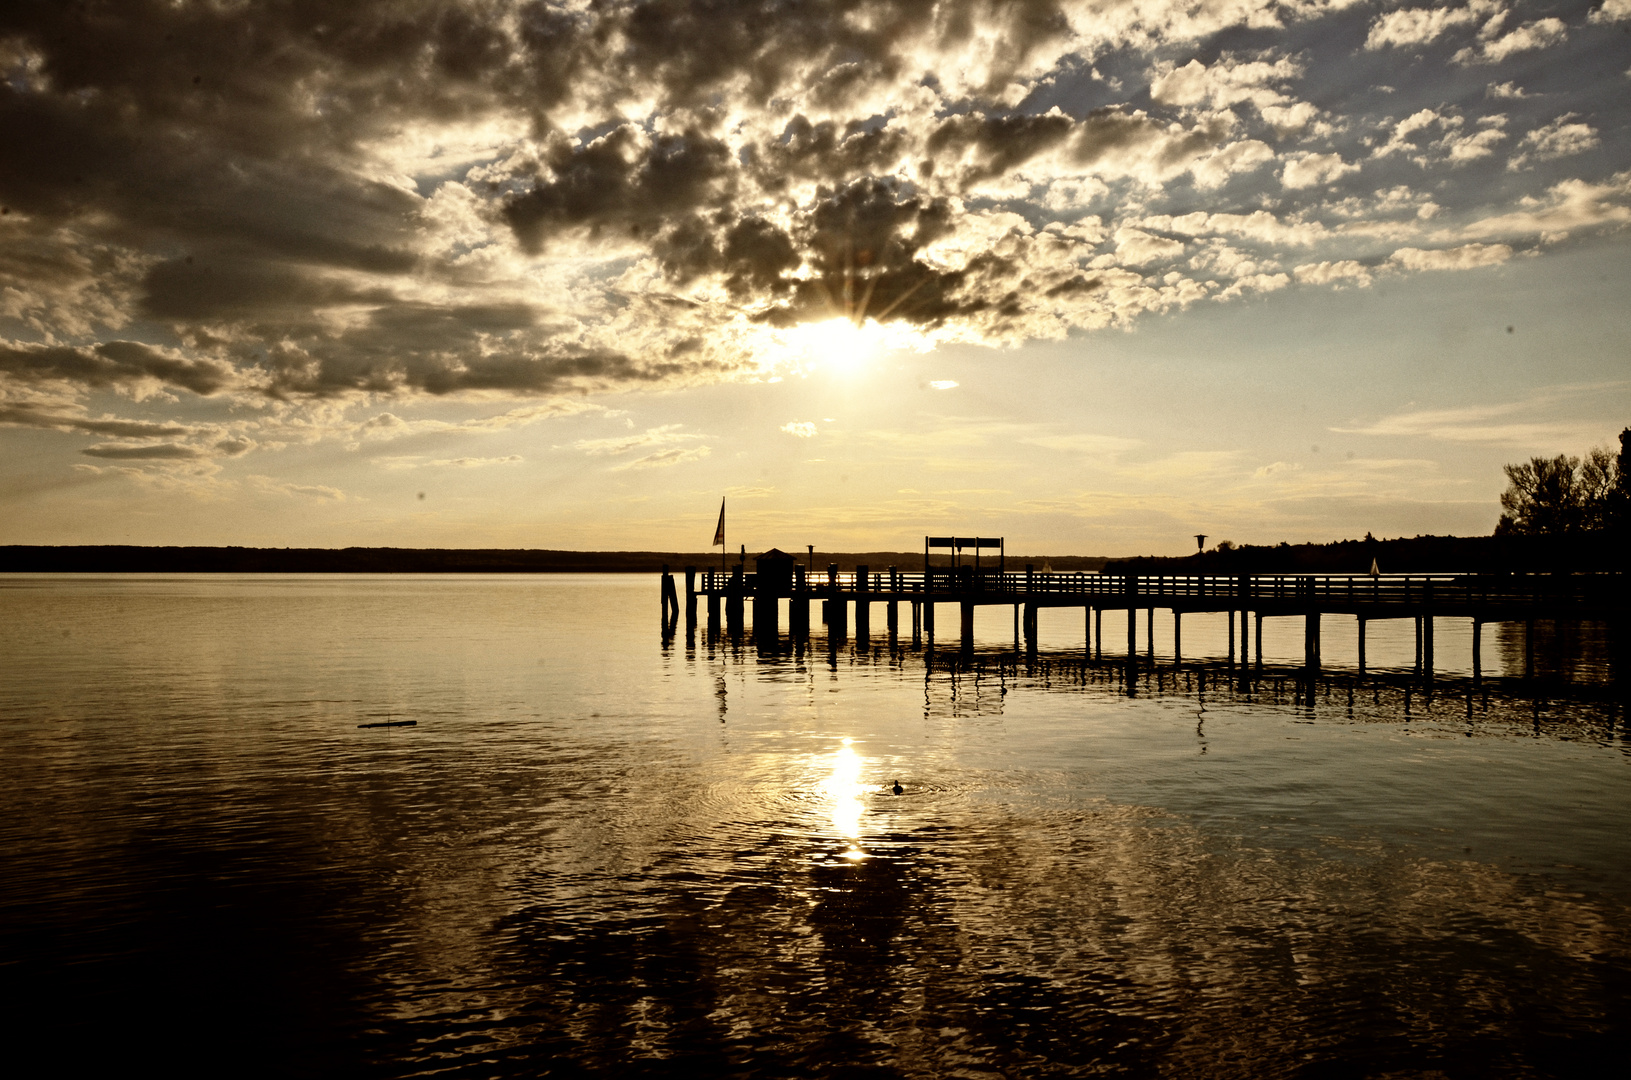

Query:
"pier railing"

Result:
[[695, 568, 1620, 617]]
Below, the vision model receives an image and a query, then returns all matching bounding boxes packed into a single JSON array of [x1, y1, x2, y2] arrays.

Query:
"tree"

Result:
[[1494, 432, 1625, 535]]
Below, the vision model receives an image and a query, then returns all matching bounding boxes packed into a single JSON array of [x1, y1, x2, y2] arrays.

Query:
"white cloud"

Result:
[[1389, 243, 1513, 271], [1294, 260, 1374, 287], [1365, 4, 1495, 50], [1113, 227, 1186, 265], [1281, 152, 1359, 189], [1590, 0, 1631, 23], [780, 421, 817, 437], [1508, 115, 1600, 170], [1486, 81, 1528, 99], [1454, 19, 1567, 64], [614, 445, 712, 471], [573, 424, 703, 457]]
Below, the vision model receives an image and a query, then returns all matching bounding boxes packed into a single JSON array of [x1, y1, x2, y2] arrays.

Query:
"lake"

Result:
[[1, 573, 1627, 1077]]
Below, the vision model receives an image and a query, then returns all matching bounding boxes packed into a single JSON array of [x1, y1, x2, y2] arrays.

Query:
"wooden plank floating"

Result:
[[358, 720, 417, 729], [670, 535, 1625, 683]]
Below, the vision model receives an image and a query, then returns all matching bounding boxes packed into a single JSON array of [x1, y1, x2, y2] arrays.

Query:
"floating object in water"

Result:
[[358, 719, 417, 729], [892, 779, 904, 796]]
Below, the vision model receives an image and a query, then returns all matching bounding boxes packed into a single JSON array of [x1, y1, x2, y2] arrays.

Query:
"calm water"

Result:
[[2, 574, 1628, 1078]]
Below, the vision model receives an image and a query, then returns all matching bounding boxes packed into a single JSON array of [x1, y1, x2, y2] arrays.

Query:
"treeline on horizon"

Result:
[[1, 535, 1623, 574], [0, 546, 1114, 575]]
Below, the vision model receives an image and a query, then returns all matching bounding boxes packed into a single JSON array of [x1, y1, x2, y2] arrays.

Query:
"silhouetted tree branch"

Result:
[[1494, 429, 1627, 535]]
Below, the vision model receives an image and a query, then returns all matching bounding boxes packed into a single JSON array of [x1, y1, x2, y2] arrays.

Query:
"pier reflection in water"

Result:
[[2, 574, 1627, 1077]]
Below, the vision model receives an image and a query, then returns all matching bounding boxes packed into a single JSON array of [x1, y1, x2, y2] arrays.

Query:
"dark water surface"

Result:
[[2, 574, 1628, 1077]]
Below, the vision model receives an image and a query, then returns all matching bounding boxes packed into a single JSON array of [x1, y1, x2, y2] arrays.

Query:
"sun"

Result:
[[776, 316, 930, 376]]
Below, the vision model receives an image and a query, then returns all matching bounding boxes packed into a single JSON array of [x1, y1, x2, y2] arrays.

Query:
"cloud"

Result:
[[1281, 153, 1359, 189], [1293, 260, 1374, 287], [1453, 19, 1567, 65], [0, 0, 1624, 432], [1388, 244, 1512, 271], [247, 475, 349, 501], [780, 421, 817, 438], [1590, 0, 1631, 23], [1509, 115, 1601, 170], [426, 455, 524, 468], [573, 424, 704, 457], [615, 445, 712, 471], [80, 441, 209, 460]]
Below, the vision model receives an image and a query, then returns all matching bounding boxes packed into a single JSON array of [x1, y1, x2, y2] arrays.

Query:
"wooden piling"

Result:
[[1472, 618, 1482, 684], [961, 601, 975, 652], [1174, 611, 1182, 667], [1357, 617, 1366, 674]]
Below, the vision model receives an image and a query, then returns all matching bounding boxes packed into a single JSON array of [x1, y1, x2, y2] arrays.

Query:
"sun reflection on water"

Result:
[[819, 738, 870, 858]]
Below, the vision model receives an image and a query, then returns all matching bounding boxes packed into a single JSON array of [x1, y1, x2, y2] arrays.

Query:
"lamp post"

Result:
[[1195, 534, 1207, 553]]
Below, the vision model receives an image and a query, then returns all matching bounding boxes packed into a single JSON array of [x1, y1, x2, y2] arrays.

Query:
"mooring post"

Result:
[[1472, 618, 1482, 685], [1254, 612, 1263, 675], [887, 566, 899, 637], [726, 564, 743, 637], [792, 564, 809, 639], [1174, 611, 1183, 668], [856, 565, 872, 648], [1357, 616, 1367, 674], [1095, 607, 1103, 661], [684, 566, 697, 631], [1422, 582, 1435, 678], [1414, 616, 1422, 676], [1146, 608, 1154, 661], [961, 601, 975, 653], [1025, 602, 1038, 655], [1227, 607, 1235, 667], [1085, 605, 1093, 658], [1305, 610, 1320, 673], [707, 576, 721, 634]]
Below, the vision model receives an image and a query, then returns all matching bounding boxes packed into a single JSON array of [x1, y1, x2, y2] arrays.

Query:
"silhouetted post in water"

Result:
[[1174, 611, 1183, 667], [1227, 605, 1235, 667], [660, 564, 679, 625], [1254, 612, 1264, 675], [1472, 618, 1482, 685], [961, 601, 975, 653], [684, 567, 697, 631], [1085, 605, 1093, 659], [1414, 616, 1422, 676], [1240, 607, 1250, 675], [887, 567, 899, 637], [706, 570, 721, 634], [1304, 610, 1321, 673], [911, 594, 921, 644], [855, 565, 870, 646], [1422, 582, 1435, 680], [1025, 603, 1039, 656], [1146, 608, 1154, 661], [1095, 608, 1103, 661], [1013, 604, 1020, 651], [826, 564, 846, 642], [1357, 617, 1367, 674], [726, 564, 743, 637], [924, 595, 935, 644], [792, 564, 809, 639]]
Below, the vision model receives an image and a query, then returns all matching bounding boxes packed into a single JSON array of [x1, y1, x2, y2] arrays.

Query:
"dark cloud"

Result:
[[81, 442, 209, 460], [0, 402, 194, 438], [0, 0, 1626, 416], [0, 341, 237, 395]]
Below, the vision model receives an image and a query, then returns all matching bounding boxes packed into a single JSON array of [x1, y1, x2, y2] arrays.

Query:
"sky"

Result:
[[2, 0, 1629, 556]]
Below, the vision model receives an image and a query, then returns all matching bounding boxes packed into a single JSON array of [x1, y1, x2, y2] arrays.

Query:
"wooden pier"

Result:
[[660, 540, 1624, 682]]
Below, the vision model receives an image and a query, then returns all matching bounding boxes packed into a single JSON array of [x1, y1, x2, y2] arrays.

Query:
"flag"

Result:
[[712, 498, 725, 547]]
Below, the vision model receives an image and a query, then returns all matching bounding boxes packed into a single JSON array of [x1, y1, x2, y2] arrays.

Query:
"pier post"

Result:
[[1305, 611, 1320, 672], [1024, 603, 1038, 655], [855, 565, 870, 645], [1146, 608, 1154, 661], [1472, 618, 1482, 685], [1126, 606, 1136, 661], [1357, 617, 1367, 674], [1085, 605, 1092, 659], [1227, 608, 1235, 667], [1014, 604, 1020, 651], [1174, 611, 1182, 668], [707, 574, 721, 633], [1254, 612, 1263, 675], [924, 597, 935, 644], [887, 566, 898, 639], [1240, 609, 1250, 673], [1095, 608, 1103, 661], [1422, 584, 1435, 678], [661, 564, 674, 623], [726, 565, 744, 637], [1414, 617, 1422, 676], [791, 565, 810, 639], [684, 567, 697, 631], [961, 601, 975, 653]]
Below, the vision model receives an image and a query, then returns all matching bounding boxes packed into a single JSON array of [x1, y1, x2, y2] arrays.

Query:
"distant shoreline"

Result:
[[0, 546, 1113, 575]]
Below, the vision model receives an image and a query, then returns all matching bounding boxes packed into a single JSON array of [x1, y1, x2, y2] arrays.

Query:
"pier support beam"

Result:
[[854, 565, 870, 644], [924, 599, 935, 643], [1126, 606, 1136, 661], [1095, 609, 1102, 661], [1472, 619, 1482, 685], [1357, 617, 1367, 675], [726, 565, 744, 637], [707, 589, 720, 634], [684, 567, 697, 632], [1174, 611, 1182, 668], [1085, 606, 1093, 659], [1227, 609, 1235, 667], [1146, 608, 1154, 661], [961, 601, 976, 653], [1254, 612, 1263, 675], [1304, 611, 1321, 672]]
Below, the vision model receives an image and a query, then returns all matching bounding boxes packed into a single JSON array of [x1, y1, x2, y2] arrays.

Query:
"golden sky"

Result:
[[2, 1, 1628, 554]]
